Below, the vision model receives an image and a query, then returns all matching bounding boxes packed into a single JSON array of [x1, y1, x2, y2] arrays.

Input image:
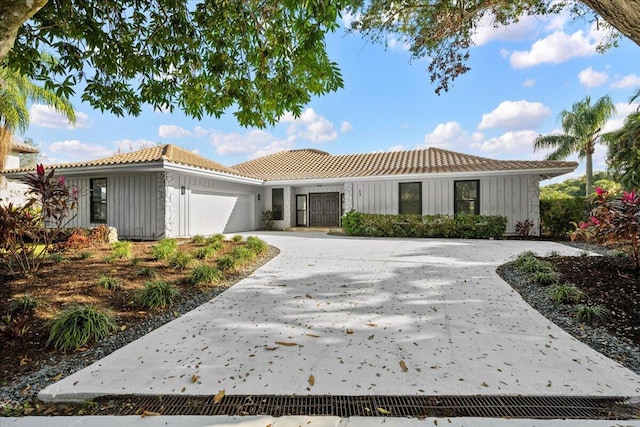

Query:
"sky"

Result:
[[21, 10, 640, 185]]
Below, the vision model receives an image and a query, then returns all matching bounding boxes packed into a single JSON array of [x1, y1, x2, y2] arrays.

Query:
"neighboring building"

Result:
[[2, 144, 577, 238], [0, 141, 39, 205]]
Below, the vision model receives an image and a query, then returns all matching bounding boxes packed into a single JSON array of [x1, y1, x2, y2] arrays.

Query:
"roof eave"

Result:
[[163, 162, 263, 185]]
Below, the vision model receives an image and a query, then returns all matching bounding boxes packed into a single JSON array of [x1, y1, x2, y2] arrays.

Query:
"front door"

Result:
[[309, 192, 340, 227]]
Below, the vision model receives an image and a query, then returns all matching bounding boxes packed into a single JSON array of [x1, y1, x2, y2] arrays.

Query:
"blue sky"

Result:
[[22, 11, 640, 185]]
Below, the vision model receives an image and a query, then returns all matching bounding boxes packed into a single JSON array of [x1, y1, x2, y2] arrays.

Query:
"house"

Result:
[[0, 140, 39, 205], [2, 144, 577, 238]]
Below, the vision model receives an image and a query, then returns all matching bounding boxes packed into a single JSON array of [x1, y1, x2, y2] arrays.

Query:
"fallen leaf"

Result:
[[365, 323, 377, 327], [51, 373, 63, 382], [346, 329, 354, 335], [141, 410, 160, 418], [120, 325, 127, 331], [481, 382, 488, 387], [377, 407, 391, 415], [191, 375, 199, 383], [264, 346, 279, 351], [308, 374, 315, 386], [20, 356, 31, 366], [399, 360, 408, 372], [305, 333, 320, 338], [275, 341, 297, 346], [364, 407, 371, 412], [368, 334, 374, 340], [214, 389, 225, 404]]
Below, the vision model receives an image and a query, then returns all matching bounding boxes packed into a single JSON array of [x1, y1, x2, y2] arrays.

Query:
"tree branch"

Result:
[[0, 0, 49, 63]]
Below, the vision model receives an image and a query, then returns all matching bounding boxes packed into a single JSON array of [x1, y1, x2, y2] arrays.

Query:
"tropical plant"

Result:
[[231, 246, 255, 265], [111, 241, 132, 259], [150, 238, 177, 260], [231, 234, 243, 242], [217, 255, 239, 273], [206, 234, 225, 245], [9, 294, 39, 315], [167, 251, 193, 270], [193, 244, 218, 260], [261, 210, 275, 231], [134, 267, 158, 278], [514, 251, 537, 267], [246, 236, 268, 254], [189, 265, 224, 286], [0, 63, 75, 169], [529, 268, 560, 286], [572, 187, 640, 268], [515, 219, 534, 237], [191, 235, 206, 244], [96, 275, 122, 291], [534, 95, 616, 196], [603, 108, 640, 190], [46, 304, 117, 352], [136, 281, 179, 309]]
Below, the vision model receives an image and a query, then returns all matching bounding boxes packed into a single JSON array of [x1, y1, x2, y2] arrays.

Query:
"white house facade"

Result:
[[2, 144, 577, 239], [0, 141, 39, 205]]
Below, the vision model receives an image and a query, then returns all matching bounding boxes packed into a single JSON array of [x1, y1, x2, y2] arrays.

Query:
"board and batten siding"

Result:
[[351, 175, 540, 235], [164, 172, 261, 237], [64, 173, 164, 240]]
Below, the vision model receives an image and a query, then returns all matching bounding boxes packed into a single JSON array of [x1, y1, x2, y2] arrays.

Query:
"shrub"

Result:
[[78, 251, 92, 259], [341, 211, 507, 239], [572, 188, 640, 268], [9, 294, 39, 315], [189, 265, 224, 285], [231, 234, 243, 242], [168, 251, 193, 270], [134, 267, 158, 278], [89, 224, 111, 244], [48, 252, 66, 263], [246, 236, 268, 254], [193, 244, 219, 260], [514, 251, 538, 267], [217, 255, 239, 272], [518, 258, 556, 274], [151, 238, 177, 260], [191, 235, 206, 244], [0, 313, 31, 340], [528, 269, 560, 286], [96, 275, 122, 291], [47, 305, 117, 352], [574, 304, 610, 323], [540, 196, 589, 239], [515, 219, 534, 237], [231, 246, 255, 265], [111, 241, 132, 259], [130, 257, 142, 266], [206, 234, 225, 245], [65, 229, 91, 250], [261, 210, 275, 230], [136, 281, 179, 309], [549, 284, 584, 304]]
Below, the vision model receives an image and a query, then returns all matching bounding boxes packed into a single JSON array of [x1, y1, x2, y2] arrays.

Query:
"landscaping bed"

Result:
[[0, 236, 278, 412]]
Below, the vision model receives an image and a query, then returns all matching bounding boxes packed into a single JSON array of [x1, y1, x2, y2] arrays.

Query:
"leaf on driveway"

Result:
[[346, 329, 354, 335], [308, 374, 315, 386], [365, 323, 377, 327], [141, 410, 160, 417], [377, 407, 391, 415], [265, 346, 279, 351], [214, 389, 225, 404], [305, 333, 320, 338], [20, 357, 31, 366], [275, 341, 297, 346], [191, 375, 199, 383], [399, 360, 408, 372]]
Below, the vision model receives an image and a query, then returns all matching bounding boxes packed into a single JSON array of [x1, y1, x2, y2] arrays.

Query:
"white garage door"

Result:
[[189, 190, 254, 235]]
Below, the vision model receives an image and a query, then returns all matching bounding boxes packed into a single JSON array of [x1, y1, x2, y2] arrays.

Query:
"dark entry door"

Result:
[[309, 192, 340, 226]]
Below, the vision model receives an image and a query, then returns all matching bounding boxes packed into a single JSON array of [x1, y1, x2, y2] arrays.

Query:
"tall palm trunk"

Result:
[[0, 127, 11, 171], [585, 151, 593, 196]]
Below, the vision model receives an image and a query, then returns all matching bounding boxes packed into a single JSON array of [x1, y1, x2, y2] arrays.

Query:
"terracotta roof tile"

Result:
[[3, 144, 246, 177], [233, 147, 577, 180], [10, 141, 39, 154]]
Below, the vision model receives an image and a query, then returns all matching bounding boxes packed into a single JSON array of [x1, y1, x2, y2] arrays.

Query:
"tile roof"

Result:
[[3, 144, 244, 177], [10, 141, 39, 154], [233, 147, 578, 180]]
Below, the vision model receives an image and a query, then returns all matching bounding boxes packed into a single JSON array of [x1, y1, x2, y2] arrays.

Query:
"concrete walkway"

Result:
[[38, 233, 640, 403]]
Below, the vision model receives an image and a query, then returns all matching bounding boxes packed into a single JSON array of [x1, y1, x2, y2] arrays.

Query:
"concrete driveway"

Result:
[[40, 233, 640, 402]]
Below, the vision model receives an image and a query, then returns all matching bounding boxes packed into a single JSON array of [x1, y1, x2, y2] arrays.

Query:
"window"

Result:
[[399, 182, 422, 215], [90, 178, 107, 223], [454, 180, 480, 215], [272, 188, 284, 220]]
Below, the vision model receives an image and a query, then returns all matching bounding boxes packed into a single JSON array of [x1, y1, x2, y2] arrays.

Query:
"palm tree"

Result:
[[534, 95, 615, 196], [602, 89, 640, 190], [0, 63, 75, 170]]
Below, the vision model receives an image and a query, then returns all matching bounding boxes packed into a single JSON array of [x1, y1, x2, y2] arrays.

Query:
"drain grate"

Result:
[[90, 395, 638, 419]]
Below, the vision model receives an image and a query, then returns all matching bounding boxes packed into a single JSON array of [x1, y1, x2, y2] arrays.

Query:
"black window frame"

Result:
[[272, 188, 284, 221], [90, 178, 108, 223], [454, 180, 480, 215], [399, 182, 422, 215]]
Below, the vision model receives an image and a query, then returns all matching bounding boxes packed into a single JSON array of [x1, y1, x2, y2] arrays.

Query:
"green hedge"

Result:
[[341, 211, 507, 239], [539, 197, 590, 239]]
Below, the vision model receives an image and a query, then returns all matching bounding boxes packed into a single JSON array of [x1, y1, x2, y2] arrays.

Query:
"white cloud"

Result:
[[340, 121, 353, 133], [523, 78, 536, 87], [386, 35, 411, 51], [611, 74, 640, 89], [280, 108, 338, 143], [601, 102, 640, 133], [578, 66, 608, 88], [471, 130, 540, 155], [510, 30, 599, 68], [194, 126, 210, 137], [210, 129, 295, 159], [478, 100, 551, 130], [158, 125, 192, 138], [422, 121, 479, 149], [472, 13, 538, 46], [30, 104, 93, 129], [48, 140, 112, 161], [340, 10, 359, 28]]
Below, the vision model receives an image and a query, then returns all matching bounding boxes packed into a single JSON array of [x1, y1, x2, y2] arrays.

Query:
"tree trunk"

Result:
[[580, 0, 640, 46], [0, 0, 49, 62], [585, 151, 593, 197]]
